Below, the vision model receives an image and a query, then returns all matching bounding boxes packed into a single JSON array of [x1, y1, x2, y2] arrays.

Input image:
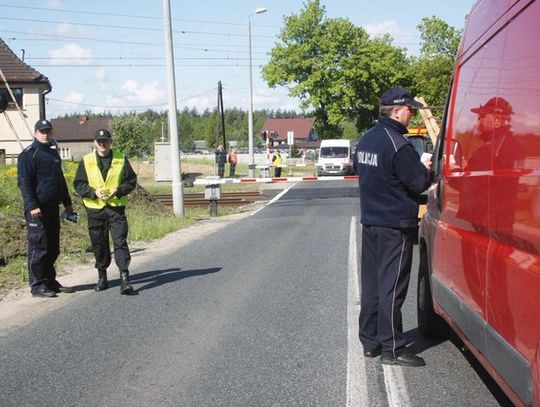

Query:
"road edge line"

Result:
[[347, 216, 369, 406]]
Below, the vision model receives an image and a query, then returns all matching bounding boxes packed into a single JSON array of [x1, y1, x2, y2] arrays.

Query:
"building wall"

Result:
[[57, 141, 94, 161], [0, 85, 46, 156]]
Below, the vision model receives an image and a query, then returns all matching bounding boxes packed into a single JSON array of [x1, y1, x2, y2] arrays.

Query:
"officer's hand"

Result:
[[30, 208, 42, 218], [107, 188, 118, 199], [95, 188, 107, 200]]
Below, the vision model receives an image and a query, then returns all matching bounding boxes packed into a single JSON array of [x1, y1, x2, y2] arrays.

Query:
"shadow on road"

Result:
[[404, 328, 515, 406], [131, 267, 221, 293], [71, 267, 221, 294]]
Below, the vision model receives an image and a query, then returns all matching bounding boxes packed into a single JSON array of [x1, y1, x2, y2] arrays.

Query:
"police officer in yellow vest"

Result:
[[74, 129, 137, 294]]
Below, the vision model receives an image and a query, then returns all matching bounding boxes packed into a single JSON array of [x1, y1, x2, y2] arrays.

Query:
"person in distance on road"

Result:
[[17, 119, 76, 298], [73, 129, 137, 295], [354, 86, 433, 367]]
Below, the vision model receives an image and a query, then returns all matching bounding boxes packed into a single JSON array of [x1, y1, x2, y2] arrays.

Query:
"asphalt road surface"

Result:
[[0, 181, 513, 406]]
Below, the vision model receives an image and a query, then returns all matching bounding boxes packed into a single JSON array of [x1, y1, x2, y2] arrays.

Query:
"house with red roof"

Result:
[[260, 117, 320, 150], [0, 38, 51, 159]]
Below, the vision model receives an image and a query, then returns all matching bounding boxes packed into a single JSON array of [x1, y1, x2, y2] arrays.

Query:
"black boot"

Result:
[[120, 271, 134, 295], [95, 269, 109, 292]]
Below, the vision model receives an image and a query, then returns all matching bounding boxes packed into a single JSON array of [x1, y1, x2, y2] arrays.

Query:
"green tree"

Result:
[[110, 115, 156, 157], [409, 16, 462, 107], [290, 142, 301, 158], [262, 0, 409, 135]]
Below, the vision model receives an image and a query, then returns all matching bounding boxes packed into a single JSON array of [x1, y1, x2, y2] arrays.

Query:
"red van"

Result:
[[417, 1, 540, 405]]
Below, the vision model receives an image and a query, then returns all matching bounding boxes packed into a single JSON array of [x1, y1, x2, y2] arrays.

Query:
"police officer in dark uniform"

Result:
[[17, 119, 76, 298], [73, 129, 137, 295], [215, 145, 227, 178], [355, 87, 433, 366]]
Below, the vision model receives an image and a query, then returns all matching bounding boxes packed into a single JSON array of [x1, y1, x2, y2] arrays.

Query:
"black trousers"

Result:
[[217, 164, 225, 178], [358, 224, 415, 358], [87, 206, 130, 273], [26, 206, 60, 292], [274, 166, 282, 177], [229, 164, 236, 177]]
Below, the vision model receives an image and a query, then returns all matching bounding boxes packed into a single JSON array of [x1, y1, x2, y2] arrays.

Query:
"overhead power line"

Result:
[[0, 3, 282, 28], [46, 87, 218, 109], [0, 17, 276, 39]]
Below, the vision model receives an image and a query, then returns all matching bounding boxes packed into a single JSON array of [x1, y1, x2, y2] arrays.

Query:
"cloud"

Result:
[[181, 85, 300, 112], [364, 20, 409, 37], [48, 43, 93, 65], [55, 23, 89, 37], [45, 0, 62, 9], [93, 67, 108, 81], [63, 91, 85, 105], [363, 20, 419, 54], [105, 79, 166, 108]]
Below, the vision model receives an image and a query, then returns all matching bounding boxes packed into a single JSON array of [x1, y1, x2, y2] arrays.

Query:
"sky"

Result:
[[0, 1, 475, 118]]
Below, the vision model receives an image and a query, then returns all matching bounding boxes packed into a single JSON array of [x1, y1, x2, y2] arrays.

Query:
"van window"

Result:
[[320, 147, 349, 158], [448, 28, 505, 172]]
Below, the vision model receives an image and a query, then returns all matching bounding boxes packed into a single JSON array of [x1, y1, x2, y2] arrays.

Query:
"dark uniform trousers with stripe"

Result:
[[26, 206, 61, 291], [87, 206, 130, 273], [358, 224, 415, 358]]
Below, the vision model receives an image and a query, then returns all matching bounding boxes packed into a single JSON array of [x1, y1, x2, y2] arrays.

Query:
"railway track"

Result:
[[153, 191, 263, 208]]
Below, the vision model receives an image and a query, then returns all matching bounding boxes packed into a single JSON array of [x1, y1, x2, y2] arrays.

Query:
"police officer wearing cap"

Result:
[[354, 86, 433, 366], [17, 119, 76, 297], [73, 128, 137, 295]]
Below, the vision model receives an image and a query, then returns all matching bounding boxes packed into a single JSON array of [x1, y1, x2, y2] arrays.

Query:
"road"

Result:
[[0, 181, 513, 406]]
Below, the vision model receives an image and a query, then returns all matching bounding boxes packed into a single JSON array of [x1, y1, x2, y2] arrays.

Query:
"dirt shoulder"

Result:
[[0, 209, 253, 337]]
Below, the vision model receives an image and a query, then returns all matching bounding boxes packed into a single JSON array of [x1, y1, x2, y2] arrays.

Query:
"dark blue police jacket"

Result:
[[17, 139, 72, 212], [354, 116, 433, 229]]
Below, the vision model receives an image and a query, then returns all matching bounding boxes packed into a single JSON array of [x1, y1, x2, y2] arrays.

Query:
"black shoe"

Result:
[[381, 350, 426, 367], [363, 346, 382, 358], [95, 277, 109, 292], [120, 272, 134, 295], [32, 287, 57, 298], [49, 281, 75, 293]]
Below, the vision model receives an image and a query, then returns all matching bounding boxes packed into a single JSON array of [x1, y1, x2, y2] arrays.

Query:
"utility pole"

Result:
[[163, 0, 184, 217], [218, 81, 226, 148]]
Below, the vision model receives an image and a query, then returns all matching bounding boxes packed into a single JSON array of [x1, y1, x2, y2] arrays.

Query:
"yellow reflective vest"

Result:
[[272, 151, 282, 166], [82, 151, 128, 209]]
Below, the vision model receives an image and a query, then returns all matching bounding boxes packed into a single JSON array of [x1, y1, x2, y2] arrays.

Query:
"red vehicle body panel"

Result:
[[421, 0, 540, 405]]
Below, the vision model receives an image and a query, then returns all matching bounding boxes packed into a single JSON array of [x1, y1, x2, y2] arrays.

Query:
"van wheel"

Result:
[[417, 245, 449, 338]]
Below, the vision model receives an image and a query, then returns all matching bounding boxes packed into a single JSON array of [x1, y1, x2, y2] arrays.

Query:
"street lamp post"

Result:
[[248, 7, 267, 177]]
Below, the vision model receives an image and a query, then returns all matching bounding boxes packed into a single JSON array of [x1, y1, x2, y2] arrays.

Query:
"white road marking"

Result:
[[383, 365, 412, 407], [347, 216, 369, 406], [250, 184, 295, 216]]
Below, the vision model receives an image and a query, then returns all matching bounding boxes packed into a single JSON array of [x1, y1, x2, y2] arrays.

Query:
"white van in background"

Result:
[[316, 139, 354, 176]]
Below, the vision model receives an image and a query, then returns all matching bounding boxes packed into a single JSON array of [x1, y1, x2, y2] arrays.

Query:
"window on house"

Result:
[[1, 88, 23, 109], [59, 147, 71, 160]]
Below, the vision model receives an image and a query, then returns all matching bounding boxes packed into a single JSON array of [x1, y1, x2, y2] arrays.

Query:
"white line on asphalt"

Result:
[[347, 216, 369, 406], [249, 184, 295, 216], [383, 365, 412, 406]]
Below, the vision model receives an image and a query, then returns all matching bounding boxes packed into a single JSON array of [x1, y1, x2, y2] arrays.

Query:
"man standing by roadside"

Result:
[[73, 129, 137, 295], [17, 119, 76, 298], [228, 147, 238, 177], [355, 87, 433, 366], [272, 149, 282, 177], [215, 145, 227, 178]]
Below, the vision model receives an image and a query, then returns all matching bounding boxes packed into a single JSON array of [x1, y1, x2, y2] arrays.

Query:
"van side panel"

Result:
[[442, 21, 507, 323], [432, 0, 540, 404], [485, 0, 540, 375]]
